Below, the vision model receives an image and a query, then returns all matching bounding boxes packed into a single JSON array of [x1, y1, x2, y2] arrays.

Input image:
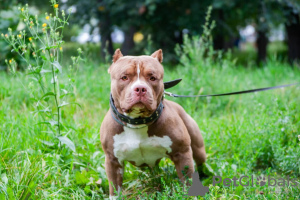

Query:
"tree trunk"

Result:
[[285, 13, 300, 64], [121, 26, 136, 55], [214, 35, 225, 50], [99, 14, 114, 59], [213, 10, 225, 50], [256, 30, 268, 64]]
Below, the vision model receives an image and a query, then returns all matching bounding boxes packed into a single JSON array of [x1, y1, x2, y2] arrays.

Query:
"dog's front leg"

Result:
[[105, 154, 123, 198], [171, 147, 194, 182]]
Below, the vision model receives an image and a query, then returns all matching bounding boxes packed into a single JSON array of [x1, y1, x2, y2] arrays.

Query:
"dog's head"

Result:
[[108, 49, 164, 119]]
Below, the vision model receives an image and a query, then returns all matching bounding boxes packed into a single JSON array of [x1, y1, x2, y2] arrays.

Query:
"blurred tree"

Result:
[[64, 0, 211, 60], [207, 0, 271, 64], [100, 0, 300, 63], [283, 2, 300, 63], [64, 0, 113, 58], [257, 0, 300, 64], [260, 0, 300, 64], [99, 0, 141, 55], [101, 0, 211, 60], [246, 0, 270, 64], [3, 0, 299, 64], [98, 1, 114, 57], [210, 1, 240, 50], [212, 0, 300, 64]]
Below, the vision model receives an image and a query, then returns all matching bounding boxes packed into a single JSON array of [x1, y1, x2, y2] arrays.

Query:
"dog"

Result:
[[100, 49, 206, 197]]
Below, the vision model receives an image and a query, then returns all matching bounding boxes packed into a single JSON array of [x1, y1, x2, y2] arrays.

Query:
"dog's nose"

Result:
[[133, 85, 147, 96]]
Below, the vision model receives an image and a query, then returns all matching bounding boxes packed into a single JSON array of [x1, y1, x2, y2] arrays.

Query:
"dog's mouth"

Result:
[[123, 102, 154, 119]]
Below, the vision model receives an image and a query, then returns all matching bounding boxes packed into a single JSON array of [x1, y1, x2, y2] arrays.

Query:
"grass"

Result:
[[0, 50, 300, 199]]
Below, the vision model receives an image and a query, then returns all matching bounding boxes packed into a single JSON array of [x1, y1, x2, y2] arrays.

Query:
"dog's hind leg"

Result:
[[181, 114, 206, 165], [179, 113, 208, 179]]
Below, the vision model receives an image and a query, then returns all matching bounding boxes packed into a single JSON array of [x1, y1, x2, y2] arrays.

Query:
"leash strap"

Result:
[[164, 82, 299, 98]]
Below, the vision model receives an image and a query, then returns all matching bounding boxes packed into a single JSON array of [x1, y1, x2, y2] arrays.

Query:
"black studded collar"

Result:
[[110, 94, 164, 128]]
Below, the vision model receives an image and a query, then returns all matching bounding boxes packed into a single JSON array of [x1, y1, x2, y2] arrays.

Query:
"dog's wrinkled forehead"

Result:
[[108, 49, 164, 77], [110, 57, 162, 78], [108, 57, 162, 78]]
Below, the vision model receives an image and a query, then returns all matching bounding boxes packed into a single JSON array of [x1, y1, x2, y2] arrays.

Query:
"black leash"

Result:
[[163, 80, 299, 98], [109, 79, 298, 128]]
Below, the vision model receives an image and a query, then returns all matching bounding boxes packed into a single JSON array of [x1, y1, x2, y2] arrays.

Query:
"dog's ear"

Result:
[[151, 49, 163, 63], [109, 49, 123, 73], [113, 48, 123, 63]]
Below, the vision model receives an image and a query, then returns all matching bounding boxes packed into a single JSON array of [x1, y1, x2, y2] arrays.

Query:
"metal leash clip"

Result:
[[164, 91, 175, 97]]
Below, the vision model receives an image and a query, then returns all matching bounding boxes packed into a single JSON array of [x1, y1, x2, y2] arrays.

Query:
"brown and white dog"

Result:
[[100, 49, 206, 197]]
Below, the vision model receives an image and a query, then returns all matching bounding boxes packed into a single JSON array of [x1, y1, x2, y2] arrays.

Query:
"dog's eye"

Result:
[[150, 76, 156, 81], [121, 76, 128, 81]]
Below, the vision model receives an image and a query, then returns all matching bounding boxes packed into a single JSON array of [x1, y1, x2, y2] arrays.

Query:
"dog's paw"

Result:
[[197, 163, 215, 179]]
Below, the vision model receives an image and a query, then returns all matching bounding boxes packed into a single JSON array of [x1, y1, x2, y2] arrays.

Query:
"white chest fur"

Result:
[[113, 126, 173, 167]]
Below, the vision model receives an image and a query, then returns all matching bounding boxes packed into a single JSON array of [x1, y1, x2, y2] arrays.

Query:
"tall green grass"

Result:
[[1, 42, 300, 199]]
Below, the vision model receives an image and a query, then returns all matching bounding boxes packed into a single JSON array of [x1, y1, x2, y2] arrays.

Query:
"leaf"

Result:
[[38, 107, 51, 113], [39, 139, 55, 146], [29, 97, 38, 102], [92, 151, 101, 159], [32, 107, 51, 117], [231, 164, 237, 171], [96, 179, 102, 185], [29, 77, 38, 81], [73, 162, 86, 167], [36, 46, 45, 52], [55, 25, 64, 29], [7, 187, 14, 200], [59, 101, 69, 107], [57, 136, 76, 152], [40, 55, 47, 61], [60, 93, 75, 99], [1, 173, 8, 185], [58, 101, 82, 108], [35, 120, 58, 126], [61, 89, 68, 94], [51, 76, 57, 84], [127, 180, 140, 190], [48, 45, 58, 49], [48, 120, 58, 126], [40, 69, 52, 74], [26, 71, 40, 75], [40, 92, 55, 100], [52, 61, 62, 73], [75, 170, 89, 184]]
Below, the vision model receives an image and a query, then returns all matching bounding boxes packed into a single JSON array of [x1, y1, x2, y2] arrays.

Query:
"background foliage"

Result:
[[0, 0, 300, 199], [2, 0, 300, 64]]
